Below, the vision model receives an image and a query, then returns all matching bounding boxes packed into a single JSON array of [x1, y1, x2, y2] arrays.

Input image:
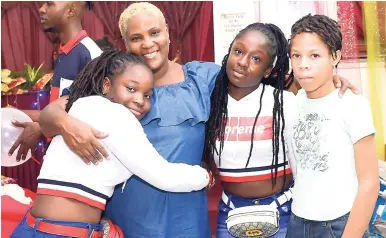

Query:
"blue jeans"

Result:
[[11, 210, 102, 237], [285, 212, 369, 238], [217, 189, 292, 238]]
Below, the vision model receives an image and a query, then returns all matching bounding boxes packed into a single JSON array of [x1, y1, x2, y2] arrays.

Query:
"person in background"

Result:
[[95, 36, 114, 51], [9, 1, 102, 163]]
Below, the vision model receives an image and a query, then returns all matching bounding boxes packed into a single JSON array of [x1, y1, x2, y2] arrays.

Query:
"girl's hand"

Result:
[[333, 75, 360, 97]]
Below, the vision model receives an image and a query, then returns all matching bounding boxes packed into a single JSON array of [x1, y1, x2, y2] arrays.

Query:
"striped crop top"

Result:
[[37, 96, 210, 210], [214, 84, 298, 182]]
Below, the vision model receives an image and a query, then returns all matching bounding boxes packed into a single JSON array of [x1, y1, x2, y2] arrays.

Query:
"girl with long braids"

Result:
[[203, 22, 297, 238], [10, 50, 213, 238]]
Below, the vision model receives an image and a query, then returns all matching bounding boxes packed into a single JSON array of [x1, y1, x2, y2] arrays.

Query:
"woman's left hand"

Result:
[[333, 75, 360, 97]]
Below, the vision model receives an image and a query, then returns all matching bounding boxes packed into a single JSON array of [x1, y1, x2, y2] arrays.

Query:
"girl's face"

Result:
[[124, 12, 169, 73], [226, 30, 273, 90], [104, 64, 154, 120]]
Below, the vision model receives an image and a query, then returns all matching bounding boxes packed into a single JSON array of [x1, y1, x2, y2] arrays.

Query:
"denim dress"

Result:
[[104, 61, 220, 238]]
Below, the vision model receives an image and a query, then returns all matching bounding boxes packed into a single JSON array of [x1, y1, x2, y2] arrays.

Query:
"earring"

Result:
[[168, 39, 170, 45]]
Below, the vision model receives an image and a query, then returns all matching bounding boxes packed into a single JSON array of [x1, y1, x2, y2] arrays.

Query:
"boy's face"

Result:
[[39, 1, 71, 31], [290, 32, 341, 98]]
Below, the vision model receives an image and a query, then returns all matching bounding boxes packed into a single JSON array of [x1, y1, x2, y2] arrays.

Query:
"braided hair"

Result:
[[65, 49, 150, 112], [203, 23, 293, 188], [290, 14, 342, 62]]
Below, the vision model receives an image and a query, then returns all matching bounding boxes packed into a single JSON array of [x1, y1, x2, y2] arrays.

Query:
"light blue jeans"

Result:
[[285, 212, 370, 238]]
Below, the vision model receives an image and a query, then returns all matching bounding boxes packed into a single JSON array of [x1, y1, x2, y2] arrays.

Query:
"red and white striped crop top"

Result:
[[214, 84, 298, 182]]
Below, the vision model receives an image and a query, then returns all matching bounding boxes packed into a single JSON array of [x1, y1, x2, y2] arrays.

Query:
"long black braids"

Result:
[[203, 22, 293, 189], [265, 23, 292, 187], [65, 49, 150, 112], [202, 45, 231, 169]]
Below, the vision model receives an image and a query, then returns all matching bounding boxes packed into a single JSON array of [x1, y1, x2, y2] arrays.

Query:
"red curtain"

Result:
[[151, 1, 203, 63], [1, 3, 107, 71], [1, 1, 215, 69], [1, 4, 54, 71], [353, 2, 364, 42], [90, 1, 210, 63], [182, 1, 214, 62], [197, 2, 215, 62], [82, 10, 106, 41], [337, 1, 362, 60], [1, 2, 60, 45], [92, 1, 130, 51]]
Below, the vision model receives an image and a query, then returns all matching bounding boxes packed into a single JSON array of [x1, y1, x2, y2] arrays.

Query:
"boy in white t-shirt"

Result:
[[286, 14, 379, 238]]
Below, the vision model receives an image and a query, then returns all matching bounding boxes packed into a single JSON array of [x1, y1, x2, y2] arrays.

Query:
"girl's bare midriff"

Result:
[[222, 174, 293, 199], [30, 195, 102, 224]]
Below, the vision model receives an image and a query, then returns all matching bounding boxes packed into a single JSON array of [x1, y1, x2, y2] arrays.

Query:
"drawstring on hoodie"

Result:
[[121, 180, 128, 193]]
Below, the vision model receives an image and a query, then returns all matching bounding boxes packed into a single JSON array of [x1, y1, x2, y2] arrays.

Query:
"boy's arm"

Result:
[[342, 96, 378, 237], [342, 135, 379, 238], [39, 96, 69, 137]]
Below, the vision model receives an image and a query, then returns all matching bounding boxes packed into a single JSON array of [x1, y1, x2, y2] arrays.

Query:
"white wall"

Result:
[[213, 1, 338, 64], [259, 1, 318, 39], [213, 0, 258, 65]]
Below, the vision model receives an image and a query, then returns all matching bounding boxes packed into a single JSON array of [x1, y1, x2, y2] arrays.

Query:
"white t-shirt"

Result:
[[38, 96, 209, 210], [289, 89, 376, 221]]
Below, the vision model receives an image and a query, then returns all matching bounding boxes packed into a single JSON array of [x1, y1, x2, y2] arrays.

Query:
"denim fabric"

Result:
[[104, 61, 221, 238], [285, 212, 369, 238]]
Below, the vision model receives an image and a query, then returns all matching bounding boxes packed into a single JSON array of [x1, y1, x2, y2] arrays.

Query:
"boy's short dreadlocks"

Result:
[[290, 14, 342, 61]]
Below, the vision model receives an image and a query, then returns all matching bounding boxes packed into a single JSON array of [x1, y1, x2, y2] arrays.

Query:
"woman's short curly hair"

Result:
[[119, 2, 166, 47]]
